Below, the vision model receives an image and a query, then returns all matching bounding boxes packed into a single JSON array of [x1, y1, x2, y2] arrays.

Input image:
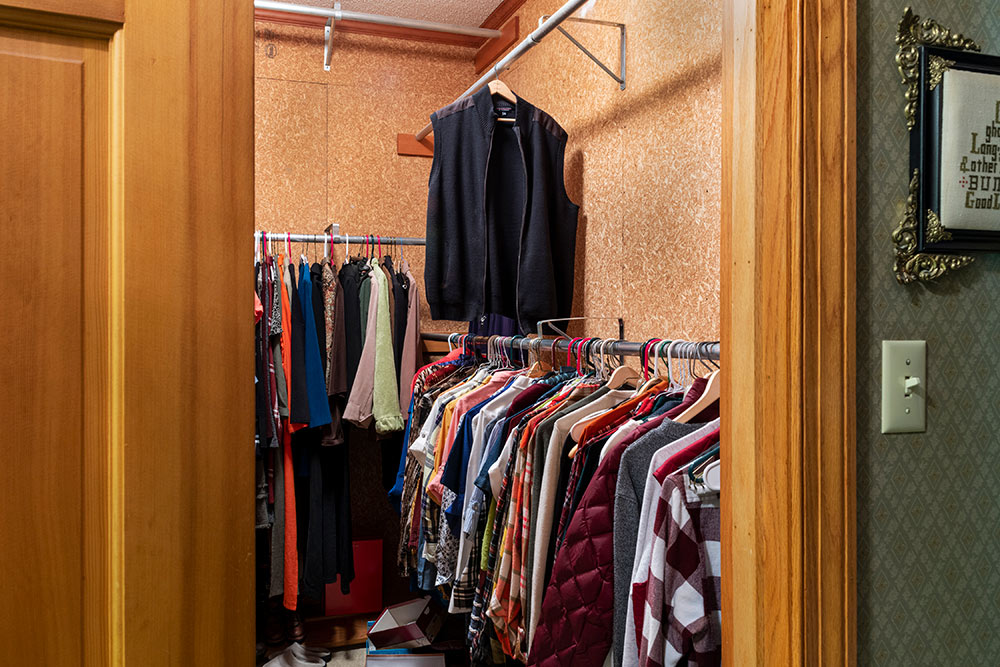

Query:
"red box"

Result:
[[324, 539, 382, 617]]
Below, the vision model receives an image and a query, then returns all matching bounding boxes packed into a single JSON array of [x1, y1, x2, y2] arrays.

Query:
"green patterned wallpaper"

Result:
[[858, 2, 1000, 665]]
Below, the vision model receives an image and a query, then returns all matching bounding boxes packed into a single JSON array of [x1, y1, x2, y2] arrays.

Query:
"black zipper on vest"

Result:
[[514, 124, 528, 334], [480, 119, 496, 326]]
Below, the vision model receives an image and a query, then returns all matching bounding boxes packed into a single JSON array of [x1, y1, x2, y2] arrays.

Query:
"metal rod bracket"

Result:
[[323, 3, 340, 71], [539, 15, 626, 90]]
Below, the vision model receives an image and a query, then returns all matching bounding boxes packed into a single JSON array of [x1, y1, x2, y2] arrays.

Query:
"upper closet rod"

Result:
[[253, 0, 502, 39], [421, 332, 721, 362], [414, 0, 592, 141], [255, 232, 426, 246]]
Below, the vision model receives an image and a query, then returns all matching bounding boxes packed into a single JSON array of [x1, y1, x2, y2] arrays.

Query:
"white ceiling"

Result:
[[292, 0, 506, 27]]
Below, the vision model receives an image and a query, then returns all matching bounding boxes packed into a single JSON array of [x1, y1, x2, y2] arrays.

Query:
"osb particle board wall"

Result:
[[254, 23, 471, 334], [254, 0, 722, 342], [499, 0, 722, 341]]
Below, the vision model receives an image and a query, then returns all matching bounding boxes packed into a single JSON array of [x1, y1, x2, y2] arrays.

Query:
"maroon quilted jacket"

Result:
[[527, 437, 631, 666]]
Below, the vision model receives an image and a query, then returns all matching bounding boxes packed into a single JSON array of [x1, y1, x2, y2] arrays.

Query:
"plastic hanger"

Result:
[[684, 445, 721, 486], [703, 460, 721, 492], [672, 342, 721, 424], [565, 337, 584, 373], [664, 340, 685, 394], [634, 339, 665, 395]]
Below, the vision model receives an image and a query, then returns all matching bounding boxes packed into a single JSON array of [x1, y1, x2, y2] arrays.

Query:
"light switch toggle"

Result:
[[904, 376, 921, 395]]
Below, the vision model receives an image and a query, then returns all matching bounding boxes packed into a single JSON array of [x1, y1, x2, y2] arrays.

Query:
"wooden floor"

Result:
[[304, 613, 375, 649], [258, 614, 373, 665]]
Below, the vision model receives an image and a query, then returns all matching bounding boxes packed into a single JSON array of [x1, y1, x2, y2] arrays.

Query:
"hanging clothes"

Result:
[[344, 259, 380, 428], [397, 258, 421, 413], [392, 336, 723, 667], [338, 258, 364, 392], [287, 263, 311, 427], [298, 261, 332, 429], [371, 258, 404, 434]]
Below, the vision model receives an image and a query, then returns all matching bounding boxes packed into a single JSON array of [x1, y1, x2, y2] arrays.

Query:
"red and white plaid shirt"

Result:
[[635, 471, 721, 667]]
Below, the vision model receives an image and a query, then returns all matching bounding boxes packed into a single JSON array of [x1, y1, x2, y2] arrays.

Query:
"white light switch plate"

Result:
[[881, 340, 926, 433]]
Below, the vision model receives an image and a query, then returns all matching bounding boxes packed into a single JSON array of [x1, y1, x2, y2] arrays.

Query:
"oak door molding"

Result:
[[721, 0, 856, 665]]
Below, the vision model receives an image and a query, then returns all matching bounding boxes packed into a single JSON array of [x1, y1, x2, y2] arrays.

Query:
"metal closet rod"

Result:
[[414, 0, 592, 141], [421, 332, 721, 361], [253, 0, 502, 39], [255, 232, 426, 246]]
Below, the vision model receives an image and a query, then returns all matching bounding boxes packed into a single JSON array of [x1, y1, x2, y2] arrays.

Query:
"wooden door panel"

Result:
[[1, 0, 264, 660], [0, 27, 110, 666]]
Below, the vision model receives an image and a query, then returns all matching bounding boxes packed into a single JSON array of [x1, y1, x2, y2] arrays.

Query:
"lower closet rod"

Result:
[[421, 332, 720, 361], [255, 232, 426, 245]]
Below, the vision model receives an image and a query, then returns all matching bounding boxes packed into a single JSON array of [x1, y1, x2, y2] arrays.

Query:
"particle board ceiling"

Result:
[[289, 0, 507, 27]]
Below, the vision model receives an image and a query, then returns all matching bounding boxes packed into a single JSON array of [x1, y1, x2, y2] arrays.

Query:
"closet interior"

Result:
[[253, 0, 722, 664]]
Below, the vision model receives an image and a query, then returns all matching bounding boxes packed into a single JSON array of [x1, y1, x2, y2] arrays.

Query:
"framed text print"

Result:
[[891, 7, 1000, 284]]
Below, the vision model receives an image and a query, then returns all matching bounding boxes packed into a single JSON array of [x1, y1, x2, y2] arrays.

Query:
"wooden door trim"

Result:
[[108, 28, 125, 667], [721, 0, 856, 665], [0, 5, 121, 36]]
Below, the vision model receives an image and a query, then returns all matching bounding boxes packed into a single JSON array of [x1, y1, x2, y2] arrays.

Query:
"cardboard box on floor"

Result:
[[366, 598, 445, 651]]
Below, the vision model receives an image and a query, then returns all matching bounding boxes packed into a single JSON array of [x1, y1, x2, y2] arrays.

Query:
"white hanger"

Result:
[[703, 460, 721, 492], [666, 340, 687, 394]]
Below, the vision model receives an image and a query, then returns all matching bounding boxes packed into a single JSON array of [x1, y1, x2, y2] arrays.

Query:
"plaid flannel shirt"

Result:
[[487, 393, 570, 659], [636, 473, 721, 667], [468, 428, 520, 654], [397, 367, 465, 575], [417, 378, 486, 590]]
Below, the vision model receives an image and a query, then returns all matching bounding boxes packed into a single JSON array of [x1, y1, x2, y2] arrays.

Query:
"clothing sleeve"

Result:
[[372, 262, 405, 433], [399, 268, 421, 413], [343, 262, 380, 427]]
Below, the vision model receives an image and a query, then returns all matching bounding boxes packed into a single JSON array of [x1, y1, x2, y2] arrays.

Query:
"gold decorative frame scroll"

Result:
[[892, 8, 979, 284], [926, 55, 955, 91], [895, 7, 979, 132], [892, 170, 974, 284]]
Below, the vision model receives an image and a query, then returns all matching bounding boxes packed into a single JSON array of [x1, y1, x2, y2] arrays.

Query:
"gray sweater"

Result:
[[612, 419, 703, 667]]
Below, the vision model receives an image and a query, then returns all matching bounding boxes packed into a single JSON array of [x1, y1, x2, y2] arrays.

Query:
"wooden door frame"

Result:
[[721, 0, 856, 665], [0, 1, 254, 664]]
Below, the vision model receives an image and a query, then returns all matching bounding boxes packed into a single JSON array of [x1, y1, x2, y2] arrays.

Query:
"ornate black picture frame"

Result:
[[891, 8, 1000, 284]]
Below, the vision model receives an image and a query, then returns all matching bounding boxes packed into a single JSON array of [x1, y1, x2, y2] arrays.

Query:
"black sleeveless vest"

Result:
[[425, 86, 579, 334]]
